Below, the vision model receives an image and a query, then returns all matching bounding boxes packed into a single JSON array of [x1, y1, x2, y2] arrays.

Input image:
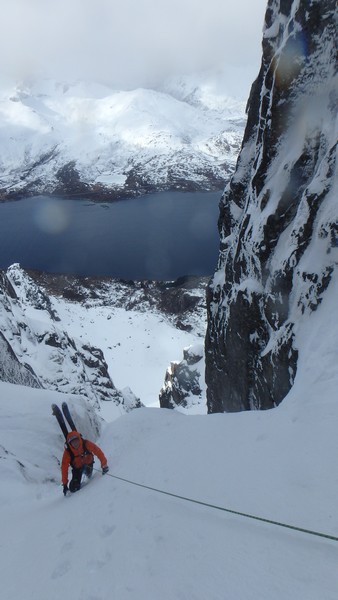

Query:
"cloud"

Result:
[[1, 0, 267, 89]]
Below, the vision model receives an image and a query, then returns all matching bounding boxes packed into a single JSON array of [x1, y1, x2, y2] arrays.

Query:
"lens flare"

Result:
[[34, 199, 70, 234]]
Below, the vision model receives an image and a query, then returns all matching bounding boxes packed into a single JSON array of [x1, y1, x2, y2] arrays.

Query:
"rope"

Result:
[[95, 468, 338, 543]]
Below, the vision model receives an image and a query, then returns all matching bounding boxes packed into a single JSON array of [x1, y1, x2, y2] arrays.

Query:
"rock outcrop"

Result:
[[159, 344, 205, 410], [205, 0, 337, 412]]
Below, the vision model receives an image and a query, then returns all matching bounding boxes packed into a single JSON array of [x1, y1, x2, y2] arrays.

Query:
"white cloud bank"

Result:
[[1, 0, 267, 93]]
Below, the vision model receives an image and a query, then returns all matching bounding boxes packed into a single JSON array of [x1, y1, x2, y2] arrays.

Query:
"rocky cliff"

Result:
[[205, 0, 338, 412]]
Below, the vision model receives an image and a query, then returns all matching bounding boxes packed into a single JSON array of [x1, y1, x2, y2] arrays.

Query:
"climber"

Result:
[[61, 430, 109, 495]]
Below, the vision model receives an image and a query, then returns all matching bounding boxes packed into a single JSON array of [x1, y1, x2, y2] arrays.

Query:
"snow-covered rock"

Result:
[[159, 343, 206, 412], [0, 331, 40, 388], [205, 0, 338, 412], [0, 264, 141, 411], [0, 75, 244, 199]]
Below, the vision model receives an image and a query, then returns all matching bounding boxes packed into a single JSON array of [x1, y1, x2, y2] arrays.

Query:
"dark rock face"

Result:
[[159, 344, 204, 409], [205, 0, 337, 412], [54, 161, 91, 197]]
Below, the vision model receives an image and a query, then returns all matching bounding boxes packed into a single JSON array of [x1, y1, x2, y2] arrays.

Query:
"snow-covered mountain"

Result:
[[0, 74, 245, 199], [205, 0, 338, 412]]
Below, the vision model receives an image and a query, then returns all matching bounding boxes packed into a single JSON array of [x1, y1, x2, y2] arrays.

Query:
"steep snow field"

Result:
[[0, 270, 338, 599]]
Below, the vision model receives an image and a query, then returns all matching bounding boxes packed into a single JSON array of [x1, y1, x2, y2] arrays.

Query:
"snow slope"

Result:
[[0, 264, 338, 599]]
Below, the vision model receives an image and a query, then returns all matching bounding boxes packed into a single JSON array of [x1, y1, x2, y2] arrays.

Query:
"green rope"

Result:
[[96, 469, 338, 543]]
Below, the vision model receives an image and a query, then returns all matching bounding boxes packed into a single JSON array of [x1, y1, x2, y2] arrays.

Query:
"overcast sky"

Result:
[[1, 0, 267, 98]]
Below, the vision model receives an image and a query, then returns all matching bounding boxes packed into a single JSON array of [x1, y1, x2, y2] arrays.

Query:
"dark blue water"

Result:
[[0, 191, 221, 279]]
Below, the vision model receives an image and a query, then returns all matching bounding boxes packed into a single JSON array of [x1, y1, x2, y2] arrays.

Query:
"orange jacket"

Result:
[[61, 431, 108, 485]]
